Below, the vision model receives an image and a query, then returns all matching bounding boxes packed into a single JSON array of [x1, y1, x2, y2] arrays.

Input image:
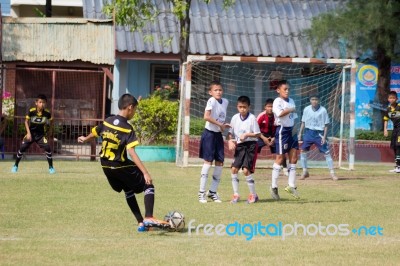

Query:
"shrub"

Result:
[[190, 117, 205, 135], [356, 130, 391, 141], [130, 95, 178, 145]]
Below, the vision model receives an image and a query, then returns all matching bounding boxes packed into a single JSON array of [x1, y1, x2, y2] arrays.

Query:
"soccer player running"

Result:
[[383, 91, 400, 173], [256, 98, 288, 176], [270, 80, 300, 200], [228, 96, 261, 204], [78, 94, 169, 232], [11, 94, 55, 174], [298, 95, 338, 180], [198, 81, 230, 203]]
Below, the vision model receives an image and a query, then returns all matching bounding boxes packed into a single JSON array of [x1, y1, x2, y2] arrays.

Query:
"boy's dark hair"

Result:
[[118, 94, 138, 110], [36, 94, 47, 102], [237, 95, 251, 106], [309, 95, 319, 99], [276, 80, 288, 89], [265, 98, 274, 106], [389, 91, 398, 98], [209, 80, 222, 90]]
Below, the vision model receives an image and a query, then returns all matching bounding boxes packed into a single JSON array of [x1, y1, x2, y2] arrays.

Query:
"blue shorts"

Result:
[[199, 129, 224, 162], [275, 126, 298, 155], [301, 129, 329, 154]]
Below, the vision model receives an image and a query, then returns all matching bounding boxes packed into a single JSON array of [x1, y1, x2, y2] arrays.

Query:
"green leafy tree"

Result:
[[103, 0, 235, 64], [305, 0, 400, 131]]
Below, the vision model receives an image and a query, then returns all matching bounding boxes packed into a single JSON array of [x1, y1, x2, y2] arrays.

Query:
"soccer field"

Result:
[[0, 160, 399, 265]]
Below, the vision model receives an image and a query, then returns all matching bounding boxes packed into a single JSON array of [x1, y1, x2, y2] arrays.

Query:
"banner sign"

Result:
[[355, 63, 400, 130]]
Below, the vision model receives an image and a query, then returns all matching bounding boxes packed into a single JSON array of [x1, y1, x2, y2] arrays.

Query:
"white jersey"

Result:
[[229, 113, 260, 144], [204, 97, 229, 132], [301, 105, 329, 131], [273, 97, 298, 127]]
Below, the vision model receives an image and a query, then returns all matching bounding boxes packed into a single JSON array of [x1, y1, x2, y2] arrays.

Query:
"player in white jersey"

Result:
[[298, 95, 338, 180], [270, 80, 300, 200], [227, 96, 261, 204], [198, 81, 230, 203]]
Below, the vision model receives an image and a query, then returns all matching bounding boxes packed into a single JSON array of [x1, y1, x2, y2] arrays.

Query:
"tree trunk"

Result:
[[46, 0, 52, 17], [372, 36, 395, 131], [179, 0, 191, 65]]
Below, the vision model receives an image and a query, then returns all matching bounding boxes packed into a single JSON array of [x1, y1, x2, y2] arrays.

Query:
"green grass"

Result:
[[0, 160, 399, 265]]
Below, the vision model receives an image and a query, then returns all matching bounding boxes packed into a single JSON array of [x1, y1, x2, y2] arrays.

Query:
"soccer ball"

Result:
[[164, 211, 185, 232]]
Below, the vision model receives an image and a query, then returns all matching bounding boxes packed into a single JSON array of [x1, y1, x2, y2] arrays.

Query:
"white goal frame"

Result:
[[176, 55, 356, 170]]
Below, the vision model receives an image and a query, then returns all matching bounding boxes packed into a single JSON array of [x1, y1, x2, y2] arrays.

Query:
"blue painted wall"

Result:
[[0, 0, 10, 16], [126, 60, 178, 99]]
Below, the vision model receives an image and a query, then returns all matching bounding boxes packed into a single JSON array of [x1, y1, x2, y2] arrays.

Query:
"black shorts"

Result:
[[20, 134, 51, 152], [390, 127, 400, 149], [102, 165, 146, 194], [231, 141, 258, 173]]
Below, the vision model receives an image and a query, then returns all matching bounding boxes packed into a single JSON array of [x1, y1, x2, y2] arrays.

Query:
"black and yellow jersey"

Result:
[[26, 107, 52, 136], [384, 103, 400, 128], [92, 115, 139, 167]]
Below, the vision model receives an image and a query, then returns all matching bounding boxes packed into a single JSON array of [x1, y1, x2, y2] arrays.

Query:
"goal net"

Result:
[[176, 56, 355, 170]]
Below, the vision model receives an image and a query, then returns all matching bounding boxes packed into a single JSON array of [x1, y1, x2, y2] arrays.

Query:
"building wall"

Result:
[[126, 60, 179, 99]]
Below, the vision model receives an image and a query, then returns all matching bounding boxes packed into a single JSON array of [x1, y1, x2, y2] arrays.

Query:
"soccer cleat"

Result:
[[330, 173, 338, 181], [247, 193, 259, 204], [230, 194, 240, 204], [11, 165, 18, 173], [137, 223, 148, 232], [49, 167, 56, 174], [299, 171, 309, 180], [396, 167, 400, 174], [270, 186, 280, 200], [198, 191, 207, 203], [207, 191, 222, 203], [143, 217, 170, 229], [285, 186, 300, 199]]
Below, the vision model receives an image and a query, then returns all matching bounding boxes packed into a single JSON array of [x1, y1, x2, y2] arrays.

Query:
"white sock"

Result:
[[288, 164, 296, 187], [325, 153, 334, 173], [246, 175, 256, 195], [300, 152, 308, 170], [271, 163, 281, 188], [209, 166, 223, 192], [199, 163, 211, 192], [231, 174, 239, 195]]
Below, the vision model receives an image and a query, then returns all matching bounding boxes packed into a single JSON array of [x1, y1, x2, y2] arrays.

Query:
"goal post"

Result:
[[176, 55, 356, 170]]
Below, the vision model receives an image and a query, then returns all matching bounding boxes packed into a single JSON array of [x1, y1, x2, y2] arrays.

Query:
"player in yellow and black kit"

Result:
[[78, 93, 169, 232], [384, 91, 400, 173], [11, 94, 55, 174]]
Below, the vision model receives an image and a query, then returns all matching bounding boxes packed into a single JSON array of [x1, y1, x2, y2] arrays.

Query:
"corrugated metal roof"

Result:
[[2, 17, 114, 64], [83, 0, 353, 59]]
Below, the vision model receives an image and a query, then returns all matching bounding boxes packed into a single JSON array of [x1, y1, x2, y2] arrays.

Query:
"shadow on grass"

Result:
[[257, 198, 354, 204]]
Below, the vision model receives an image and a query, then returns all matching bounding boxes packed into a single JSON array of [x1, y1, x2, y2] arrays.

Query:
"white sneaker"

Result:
[[198, 191, 207, 203], [331, 173, 338, 181], [395, 167, 400, 174], [207, 191, 222, 203]]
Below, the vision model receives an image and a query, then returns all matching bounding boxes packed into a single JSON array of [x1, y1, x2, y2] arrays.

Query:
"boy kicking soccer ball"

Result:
[[78, 94, 169, 232]]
